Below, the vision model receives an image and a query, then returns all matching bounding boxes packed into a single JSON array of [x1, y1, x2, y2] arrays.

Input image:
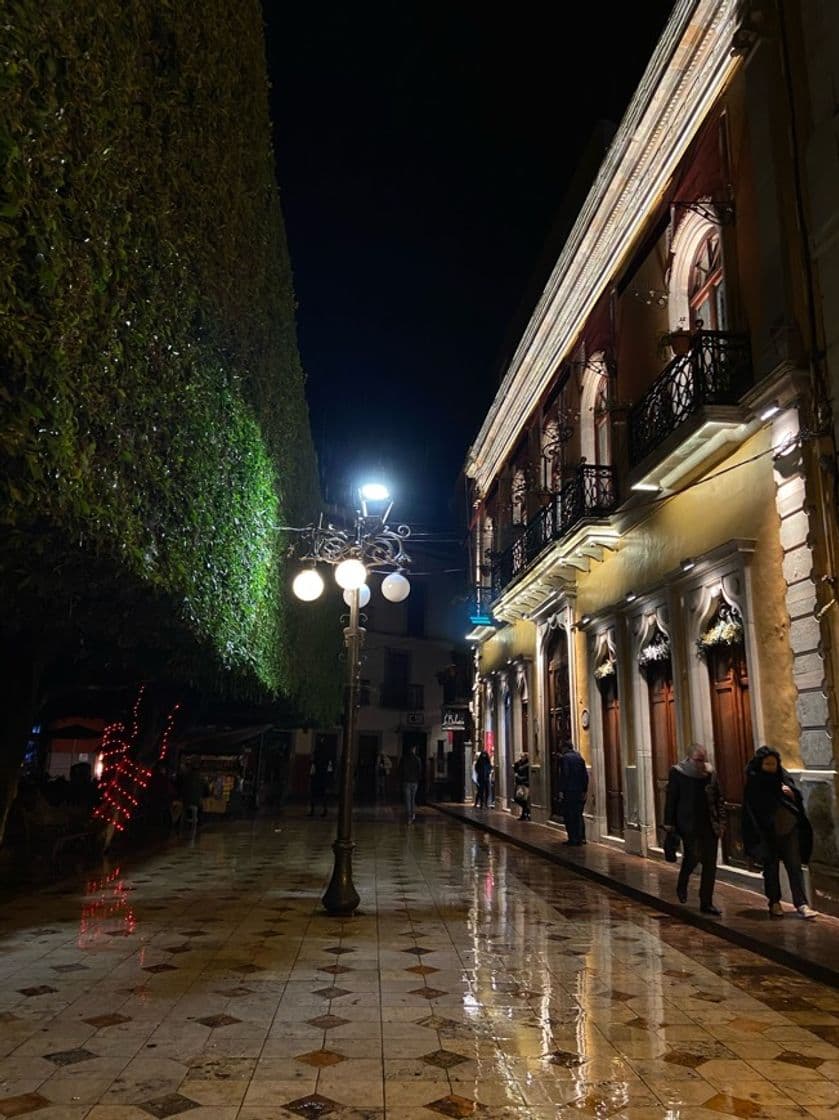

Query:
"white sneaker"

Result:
[[796, 905, 819, 919]]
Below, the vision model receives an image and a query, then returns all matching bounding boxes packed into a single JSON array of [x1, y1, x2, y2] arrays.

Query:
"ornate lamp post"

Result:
[[291, 483, 412, 914]]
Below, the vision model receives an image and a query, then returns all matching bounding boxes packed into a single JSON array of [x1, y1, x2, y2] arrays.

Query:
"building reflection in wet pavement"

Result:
[[0, 811, 837, 1120]]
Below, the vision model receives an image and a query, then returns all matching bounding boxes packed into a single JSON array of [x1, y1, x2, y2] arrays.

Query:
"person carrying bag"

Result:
[[513, 752, 531, 821]]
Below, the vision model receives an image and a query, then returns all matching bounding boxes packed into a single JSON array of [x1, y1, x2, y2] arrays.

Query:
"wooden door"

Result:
[[547, 630, 572, 818], [600, 674, 624, 836], [647, 659, 677, 834], [707, 642, 752, 866]]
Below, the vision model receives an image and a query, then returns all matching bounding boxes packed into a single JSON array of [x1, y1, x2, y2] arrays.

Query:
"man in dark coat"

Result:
[[743, 745, 817, 919], [475, 749, 493, 809], [664, 744, 726, 915], [558, 741, 589, 845]]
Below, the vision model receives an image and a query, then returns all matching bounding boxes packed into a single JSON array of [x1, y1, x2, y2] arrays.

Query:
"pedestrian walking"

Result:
[[399, 743, 422, 822], [743, 745, 818, 919], [180, 762, 207, 830], [475, 749, 492, 809], [308, 753, 332, 818], [558, 741, 588, 845], [664, 744, 726, 915], [513, 751, 531, 820], [376, 750, 392, 801]]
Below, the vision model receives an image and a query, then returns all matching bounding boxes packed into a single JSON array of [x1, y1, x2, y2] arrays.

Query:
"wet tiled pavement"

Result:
[[435, 803, 839, 987], [1, 809, 839, 1120]]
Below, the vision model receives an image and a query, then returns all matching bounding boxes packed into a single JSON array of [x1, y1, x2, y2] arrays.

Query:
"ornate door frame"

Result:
[[627, 594, 683, 855], [674, 540, 762, 769], [535, 595, 578, 821], [587, 620, 627, 846]]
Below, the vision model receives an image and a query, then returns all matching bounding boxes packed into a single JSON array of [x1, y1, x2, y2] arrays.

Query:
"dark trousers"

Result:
[[763, 829, 808, 908], [563, 794, 586, 844], [678, 830, 718, 907], [476, 777, 490, 808]]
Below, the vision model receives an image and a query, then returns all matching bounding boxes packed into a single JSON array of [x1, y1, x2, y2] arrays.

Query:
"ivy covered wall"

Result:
[[0, 1, 340, 722]]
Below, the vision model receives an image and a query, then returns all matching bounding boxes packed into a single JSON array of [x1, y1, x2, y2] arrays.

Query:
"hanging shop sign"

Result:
[[442, 708, 466, 731]]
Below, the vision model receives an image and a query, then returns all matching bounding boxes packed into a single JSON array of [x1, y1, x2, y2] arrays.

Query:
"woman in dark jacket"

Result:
[[743, 745, 817, 919]]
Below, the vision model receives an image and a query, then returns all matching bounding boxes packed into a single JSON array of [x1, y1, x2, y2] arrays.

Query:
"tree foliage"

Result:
[[0, 0, 340, 722]]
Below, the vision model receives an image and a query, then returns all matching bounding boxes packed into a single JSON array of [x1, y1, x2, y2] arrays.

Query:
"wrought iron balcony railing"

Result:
[[492, 465, 617, 598], [628, 330, 752, 467]]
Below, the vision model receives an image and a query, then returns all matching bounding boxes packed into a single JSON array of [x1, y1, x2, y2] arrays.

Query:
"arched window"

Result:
[[688, 231, 726, 330], [541, 417, 560, 492], [580, 355, 611, 469], [479, 514, 493, 582], [668, 203, 728, 333], [511, 468, 527, 526], [594, 375, 610, 467]]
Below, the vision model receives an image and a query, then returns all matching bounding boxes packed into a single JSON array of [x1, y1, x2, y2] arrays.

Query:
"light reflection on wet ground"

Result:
[[0, 810, 837, 1120]]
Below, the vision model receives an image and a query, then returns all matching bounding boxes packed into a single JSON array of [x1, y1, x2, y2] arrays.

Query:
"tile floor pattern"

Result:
[[0, 812, 838, 1120]]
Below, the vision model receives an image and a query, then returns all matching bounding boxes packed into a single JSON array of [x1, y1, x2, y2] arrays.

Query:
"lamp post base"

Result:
[[322, 838, 360, 915]]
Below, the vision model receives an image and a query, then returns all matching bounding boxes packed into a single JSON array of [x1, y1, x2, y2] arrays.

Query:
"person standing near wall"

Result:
[[399, 743, 422, 823], [513, 751, 531, 820], [558, 741, 589, 845], [475, 748, 492, 809]]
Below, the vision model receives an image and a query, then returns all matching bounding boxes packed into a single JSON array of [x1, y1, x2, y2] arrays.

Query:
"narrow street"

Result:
[[0, 813, 837, 1120]]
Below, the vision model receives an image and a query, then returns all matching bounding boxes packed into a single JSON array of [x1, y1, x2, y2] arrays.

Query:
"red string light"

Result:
[[92, 686, 156, 834], [158, 703, 181, 763]]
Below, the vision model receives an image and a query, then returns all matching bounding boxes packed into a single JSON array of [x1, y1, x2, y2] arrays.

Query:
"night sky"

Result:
[[262, 3, 675, 528]]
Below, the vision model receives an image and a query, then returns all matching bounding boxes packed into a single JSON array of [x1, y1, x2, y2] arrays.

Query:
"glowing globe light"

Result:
[[360, 482, 390, 502], [343, 584, 371, 608], [292, 569, 325, 602], [334, 558, 368, 590], [381, 571, 411, 602]]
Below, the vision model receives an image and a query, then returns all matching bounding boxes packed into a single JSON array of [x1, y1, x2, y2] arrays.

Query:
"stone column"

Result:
[[772, 407, 838, 885]]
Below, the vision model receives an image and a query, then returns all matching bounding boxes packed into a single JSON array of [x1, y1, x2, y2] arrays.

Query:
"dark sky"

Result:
[[262, 2, 674, 528]]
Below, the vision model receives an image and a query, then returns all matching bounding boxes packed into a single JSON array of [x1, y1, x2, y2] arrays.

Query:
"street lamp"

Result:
[[290, 484, 412, 914]]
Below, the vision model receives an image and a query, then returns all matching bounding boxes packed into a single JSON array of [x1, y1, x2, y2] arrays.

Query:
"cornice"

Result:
[[466, 0, 743, 495]]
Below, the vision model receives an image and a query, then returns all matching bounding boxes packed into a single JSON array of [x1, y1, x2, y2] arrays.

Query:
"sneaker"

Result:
[[769, 902, 784, 917], [796, 905, 819, 919]]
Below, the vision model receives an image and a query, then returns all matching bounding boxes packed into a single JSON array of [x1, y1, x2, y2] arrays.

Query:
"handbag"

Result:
[[514, 784, 529, 804], [663, 830, 680, 863]]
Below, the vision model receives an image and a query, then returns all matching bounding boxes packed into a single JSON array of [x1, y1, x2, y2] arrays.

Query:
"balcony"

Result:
[[492, 465, 618, 598], [629, 331, 752, 479]]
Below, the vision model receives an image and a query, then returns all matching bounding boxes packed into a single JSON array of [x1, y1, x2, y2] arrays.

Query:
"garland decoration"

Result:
[[696, 604, 744, 658]]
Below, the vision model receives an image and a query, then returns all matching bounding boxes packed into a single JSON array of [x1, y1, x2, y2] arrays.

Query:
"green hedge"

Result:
[[0, 0, 340, 721]]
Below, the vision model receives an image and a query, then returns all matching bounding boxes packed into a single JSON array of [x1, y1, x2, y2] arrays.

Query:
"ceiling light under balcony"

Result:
[[759, 401, 781, 421], [631, 482, 660, 493]]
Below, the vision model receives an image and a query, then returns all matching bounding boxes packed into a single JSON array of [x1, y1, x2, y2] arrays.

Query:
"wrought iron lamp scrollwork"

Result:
[[671, 198, 735, 226]]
